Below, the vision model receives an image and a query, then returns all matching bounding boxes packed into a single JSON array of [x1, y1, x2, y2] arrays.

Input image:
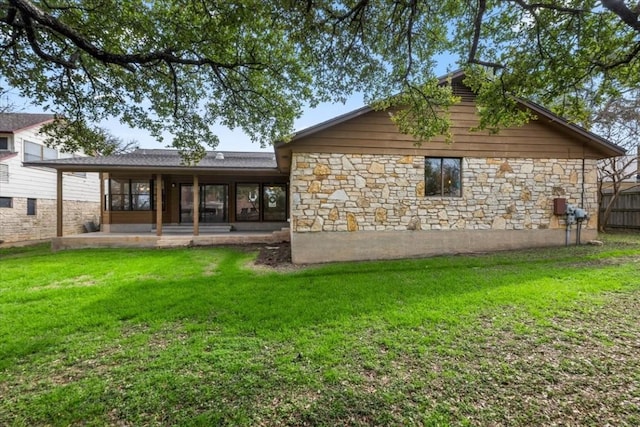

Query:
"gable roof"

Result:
[[20, 70, 627, 174], [0, 113, 55, 133], [274, 70, 625, 170], [25, 149, 282, 174]]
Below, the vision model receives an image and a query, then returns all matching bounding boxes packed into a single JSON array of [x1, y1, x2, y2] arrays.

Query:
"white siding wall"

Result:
[[0, 127, 100, 201], [0, 124, 100, 243]]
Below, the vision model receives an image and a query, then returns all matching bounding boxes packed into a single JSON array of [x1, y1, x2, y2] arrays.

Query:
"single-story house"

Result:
[[27, 71, 625, 263]]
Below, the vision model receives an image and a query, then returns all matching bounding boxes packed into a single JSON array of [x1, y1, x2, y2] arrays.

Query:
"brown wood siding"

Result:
[[289, 104, 605, 160], [110, 211, 153, 224]]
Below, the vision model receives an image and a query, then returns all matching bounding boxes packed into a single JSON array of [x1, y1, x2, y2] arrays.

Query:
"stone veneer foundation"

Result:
[[290, 153, 598, 263], [0, 198, 100, 244]]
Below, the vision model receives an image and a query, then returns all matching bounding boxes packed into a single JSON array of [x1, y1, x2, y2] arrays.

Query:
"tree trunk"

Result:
[[598, 181, 621, 232]]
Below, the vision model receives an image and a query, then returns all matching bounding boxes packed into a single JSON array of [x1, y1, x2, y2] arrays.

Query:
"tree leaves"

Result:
[[0, 0, 638, 159]]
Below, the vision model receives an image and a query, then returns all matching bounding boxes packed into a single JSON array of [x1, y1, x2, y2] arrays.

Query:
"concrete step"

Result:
[[154, 224, 232, 234], [271, 227, 291, 242], [156, 236, 193, 248]]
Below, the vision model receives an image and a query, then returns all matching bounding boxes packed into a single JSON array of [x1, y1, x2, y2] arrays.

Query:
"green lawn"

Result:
[[1, 234, 639, 426]]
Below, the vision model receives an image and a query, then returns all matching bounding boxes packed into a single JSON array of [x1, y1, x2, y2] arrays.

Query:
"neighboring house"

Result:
[[0, 113, 100, 244], [27, 72, 625, 263]]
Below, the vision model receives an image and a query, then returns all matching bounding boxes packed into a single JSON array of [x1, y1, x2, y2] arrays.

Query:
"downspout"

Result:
[[636, 144, 640, 183], [581, 157, 586, 243], [581, 144, 586, 208]]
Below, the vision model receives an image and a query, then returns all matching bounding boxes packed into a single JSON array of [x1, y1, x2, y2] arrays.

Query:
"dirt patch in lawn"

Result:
[[254, 243, 292, 267], [227, 242, 303, 273]]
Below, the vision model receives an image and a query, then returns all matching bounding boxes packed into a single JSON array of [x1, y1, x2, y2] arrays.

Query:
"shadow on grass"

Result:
[[2, 241, 639, 425], [81, 244, 629, 338], [2, 241, 637, 371]]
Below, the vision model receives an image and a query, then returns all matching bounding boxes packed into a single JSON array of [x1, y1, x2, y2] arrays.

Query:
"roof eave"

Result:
[[0, 117, 57, 134], [275, 105, 374, 147], [275, 70, 467, 148], [12, 118, 57, 133], [22, 162, 284, 174], [275, 69, 625, 161], [518, 99, 626, 157]]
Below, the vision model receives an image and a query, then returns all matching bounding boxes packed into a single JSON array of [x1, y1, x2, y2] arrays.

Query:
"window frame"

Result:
[[0, 136, 11, 151], [108, 178, 154, 211], [23, 141, 58, 162], [424, 157, 462, 197], [27, 198, 37, 215], [0, 196, 12, 208], [262, 183, 288, 222], [234, 182, 289, 222], [235, 183, 261, 222]]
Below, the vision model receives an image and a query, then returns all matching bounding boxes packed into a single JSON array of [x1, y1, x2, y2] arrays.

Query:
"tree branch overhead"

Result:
[[0, 0, 637, 158]]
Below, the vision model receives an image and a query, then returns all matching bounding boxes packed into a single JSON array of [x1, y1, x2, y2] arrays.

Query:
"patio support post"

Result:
[[56, 170, 63, 237], [99, 172, 104, 222], [156, 174, 163, 236], [193, 175, 199, 236]]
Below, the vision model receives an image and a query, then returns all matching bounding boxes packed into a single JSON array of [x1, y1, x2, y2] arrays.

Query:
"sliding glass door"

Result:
[[180, 184, 228, 223]]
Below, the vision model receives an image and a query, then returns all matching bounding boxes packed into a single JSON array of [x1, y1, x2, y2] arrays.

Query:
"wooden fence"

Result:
[[600, 190, 640, 229]]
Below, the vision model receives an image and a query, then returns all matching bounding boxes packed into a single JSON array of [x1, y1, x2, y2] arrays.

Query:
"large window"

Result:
[[236, 183, 260, 221], [109, 179, 153, 211], [425, 157, 462, 197], [263, 184, 287, 221], [23, 141, 58, 162], [180, 184, 227, 223], [235, 183, 288, 221]]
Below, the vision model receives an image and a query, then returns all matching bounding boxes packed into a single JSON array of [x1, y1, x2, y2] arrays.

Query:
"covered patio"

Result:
[[27, 149, 292, 249]]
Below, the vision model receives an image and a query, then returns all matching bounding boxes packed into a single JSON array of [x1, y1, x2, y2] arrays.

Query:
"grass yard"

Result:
[[1, 234, 639, 426]]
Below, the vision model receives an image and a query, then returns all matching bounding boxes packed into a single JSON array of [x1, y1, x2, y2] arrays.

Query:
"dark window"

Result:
[[109, 179, 153, 211], [27, 198, 36, 215], [179, 184, 227, 223], [0, 137, 9, 150], [0, 196, 12, 208], [425, 157, 462, 197], [235, 183, 288, 222], [236, 183, 261, 221], [263, 184, 287, 221]]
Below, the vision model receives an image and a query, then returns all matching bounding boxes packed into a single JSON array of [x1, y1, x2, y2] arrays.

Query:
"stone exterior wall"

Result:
[[0, 198, 100, 244], [291, 153, 598, 234]]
